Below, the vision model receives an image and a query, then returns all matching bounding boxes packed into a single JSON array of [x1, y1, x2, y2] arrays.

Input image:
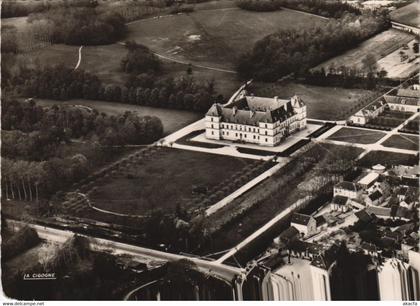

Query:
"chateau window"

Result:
[[211, 117, 213, 122], [253, 135, 256, 139], [265, 131, 268, 135], [236, 133, 238, 137], [244, 134, 247, 138], [211, 124, 214, 128], [265, 138, 268, 142], [211, 131, 214, 135]]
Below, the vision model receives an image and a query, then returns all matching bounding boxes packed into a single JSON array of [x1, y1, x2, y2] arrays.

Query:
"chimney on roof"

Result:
[[232, 106, 237, 116], [249, 110, 255, 118]]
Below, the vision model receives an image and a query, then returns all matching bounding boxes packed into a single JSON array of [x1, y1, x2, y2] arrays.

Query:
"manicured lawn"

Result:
[[327, 127, 386, 144], [401, 115, 419, 134], [35, 99, 201, 135], [368, 110, 413, 128], [89, 147, 258, 215], [382, 134, 419, 151], [253, 82, 376, 120], [358, 150, 418, 168]]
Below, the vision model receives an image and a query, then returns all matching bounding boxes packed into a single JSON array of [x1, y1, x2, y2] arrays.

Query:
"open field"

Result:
[[382, 134, 419, 151], [313, 29, 416, 78], [327, 127, 386, 144], [390, 2, 420, 28], [358, 150, 418, 167], [89, 147, 258, 215], [376, 39, 419, 79], [125, 6, 327, 69], [253, 82, 376, 120], [35, 99, 201, 135]]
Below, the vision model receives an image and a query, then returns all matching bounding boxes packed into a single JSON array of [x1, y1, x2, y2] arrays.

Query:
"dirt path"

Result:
[[74, 45, 83, 70]]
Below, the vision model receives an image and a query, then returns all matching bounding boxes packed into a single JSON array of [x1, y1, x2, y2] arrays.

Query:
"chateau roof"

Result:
[[206, 102, 296, 126], [206, 92, 305, 125]]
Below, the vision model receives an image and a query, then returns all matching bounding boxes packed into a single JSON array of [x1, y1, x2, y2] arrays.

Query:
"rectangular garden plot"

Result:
[[85, 147, 273, 218]]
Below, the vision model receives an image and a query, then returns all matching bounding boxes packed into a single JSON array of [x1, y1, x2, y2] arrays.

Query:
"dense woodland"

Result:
[[121, 41, 162, 74], [27, 7, 127, 45], [1, 0, 97, 18], [1, 98, 163, 201], [236, 0, 283, 12], [237, 13, 389, 81], [236, 0, 360, 17]]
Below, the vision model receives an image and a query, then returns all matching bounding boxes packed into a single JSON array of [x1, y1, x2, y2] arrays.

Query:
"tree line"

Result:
[[236, 0, 283, 12], [278, 0, 360, 18], [236, 0, 360, 16], [237, 13, 389, 81], [1, 0, 98, 18], [27, 7, 127, 45], [13, 63, 220, 113]]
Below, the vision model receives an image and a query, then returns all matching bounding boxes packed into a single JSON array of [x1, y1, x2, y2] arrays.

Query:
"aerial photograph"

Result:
[[1, 0, 419, 302]]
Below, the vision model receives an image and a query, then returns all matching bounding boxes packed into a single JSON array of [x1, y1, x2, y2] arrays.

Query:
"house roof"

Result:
[[358, 172, 379, 186], [362, 99, 386, 115], [397, 88, 420, 98], [355, 209, 373, 223], [332, 195, 349, 206], [315, 215, 327, 227], [366, 205, 391, 217], [383, 95, 420, 106], [335, 181, 362, 192], [291, 213, 312, 226], [368, 190, 383, 202], [288, 240, 323, 254], [393, 222, 416, 234]]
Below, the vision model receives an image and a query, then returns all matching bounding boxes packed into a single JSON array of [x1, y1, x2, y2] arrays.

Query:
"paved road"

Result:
[[8, 219, 243, 282]]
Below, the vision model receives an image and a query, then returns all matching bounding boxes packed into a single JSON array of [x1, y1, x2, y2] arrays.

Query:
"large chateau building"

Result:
[[205, 82, 307, 146]]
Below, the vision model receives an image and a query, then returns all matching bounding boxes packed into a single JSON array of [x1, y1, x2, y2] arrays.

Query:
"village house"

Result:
[[290, 213, 317, 237], [349, 83, 420, 125], [333, 181, 363, 199], [330, 195, 351, 213], [366, 190, 384, 206], [205, 82, 307, 146], [358, 172, 380, 189], [383, 95, 420, 113], [349, 99, 387, 125]]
